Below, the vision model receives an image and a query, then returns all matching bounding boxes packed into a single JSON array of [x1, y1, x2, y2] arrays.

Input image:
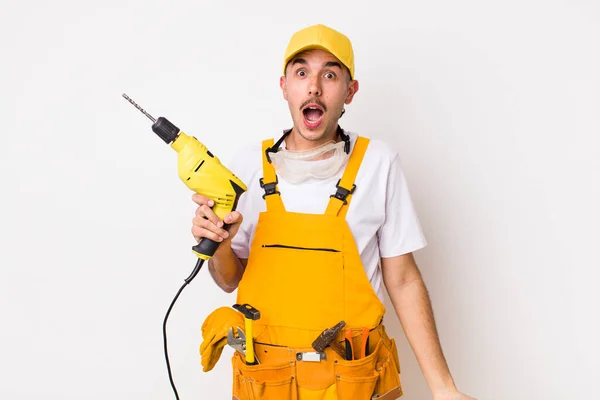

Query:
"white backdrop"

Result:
[[1, 1, 599, 399]]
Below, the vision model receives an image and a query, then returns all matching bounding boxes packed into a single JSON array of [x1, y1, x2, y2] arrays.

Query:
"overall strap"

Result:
[[325, 136, 370, 218], [260, 139, 285, 212]]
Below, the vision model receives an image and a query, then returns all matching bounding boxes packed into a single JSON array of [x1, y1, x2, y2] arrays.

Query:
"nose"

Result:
[[308, 76, 322, 96]]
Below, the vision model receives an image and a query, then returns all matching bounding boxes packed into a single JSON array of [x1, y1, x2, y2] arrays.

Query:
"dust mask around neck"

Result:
[[268, 128, 351, 184]]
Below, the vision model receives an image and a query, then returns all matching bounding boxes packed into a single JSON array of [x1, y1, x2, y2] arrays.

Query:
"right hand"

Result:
[[191, 194, 244, 245]]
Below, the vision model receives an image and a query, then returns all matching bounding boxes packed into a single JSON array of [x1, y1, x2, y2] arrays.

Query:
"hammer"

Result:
[[232, 303, 260, 365], [312, 320, 347, 359]]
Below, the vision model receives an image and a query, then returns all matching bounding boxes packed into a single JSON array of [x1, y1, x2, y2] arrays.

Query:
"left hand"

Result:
[[433, 390, 477, 400]]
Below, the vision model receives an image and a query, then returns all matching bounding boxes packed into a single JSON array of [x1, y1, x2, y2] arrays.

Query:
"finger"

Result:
[[223, 211, 243, 225], [197, 204, 224, 228], [191, 225, 225, 243], [192, 217, 229, 239], [221, 212, 243, 239], [192, 193, 215, 207]]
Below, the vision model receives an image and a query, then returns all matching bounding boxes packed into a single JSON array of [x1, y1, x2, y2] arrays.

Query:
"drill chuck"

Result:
[[153, 117, 180, 144]]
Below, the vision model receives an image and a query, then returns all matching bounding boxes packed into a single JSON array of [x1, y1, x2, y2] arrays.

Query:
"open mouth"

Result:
[[302, 104, 324, 129]]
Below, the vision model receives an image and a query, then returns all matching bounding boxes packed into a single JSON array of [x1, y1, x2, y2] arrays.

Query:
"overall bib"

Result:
[[232, 136, 403, 400]]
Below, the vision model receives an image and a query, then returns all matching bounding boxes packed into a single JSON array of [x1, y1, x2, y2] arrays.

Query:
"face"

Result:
[[280, 49, 359, 147]]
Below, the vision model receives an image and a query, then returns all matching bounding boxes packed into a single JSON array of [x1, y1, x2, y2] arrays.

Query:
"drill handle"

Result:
[[191, 223, 231, 260], [190, 179, 246, 260]]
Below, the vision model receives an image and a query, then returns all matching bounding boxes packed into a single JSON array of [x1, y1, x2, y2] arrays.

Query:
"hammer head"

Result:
[[312, 320, 346, 352]]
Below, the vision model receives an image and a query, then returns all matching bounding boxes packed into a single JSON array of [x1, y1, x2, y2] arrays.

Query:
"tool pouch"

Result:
[[231, 325, 402, 400], [232, 351, 297, 399], [333, 332, 402, 400]]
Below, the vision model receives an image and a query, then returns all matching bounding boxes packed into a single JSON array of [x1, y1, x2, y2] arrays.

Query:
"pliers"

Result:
[[344, 328, 370, 360]]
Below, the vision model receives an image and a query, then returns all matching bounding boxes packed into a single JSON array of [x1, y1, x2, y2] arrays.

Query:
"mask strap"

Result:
[[265, 126, 350, 163]]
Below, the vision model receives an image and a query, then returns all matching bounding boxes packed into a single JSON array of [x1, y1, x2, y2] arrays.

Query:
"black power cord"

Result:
[[163, 258, 206, 400]]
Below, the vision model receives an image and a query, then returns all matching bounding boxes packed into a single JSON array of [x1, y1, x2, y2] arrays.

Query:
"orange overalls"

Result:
[[232, 136, 403, 399]]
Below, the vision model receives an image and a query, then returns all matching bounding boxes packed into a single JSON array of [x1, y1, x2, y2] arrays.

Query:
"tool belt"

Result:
[[231, 323, 402, 400]]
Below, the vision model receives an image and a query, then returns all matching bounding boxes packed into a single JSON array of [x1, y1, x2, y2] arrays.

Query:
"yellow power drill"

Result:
[[122, 94, 247, 399]]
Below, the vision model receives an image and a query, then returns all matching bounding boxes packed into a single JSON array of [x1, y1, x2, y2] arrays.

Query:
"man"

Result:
[[193, 24, 476, 400]]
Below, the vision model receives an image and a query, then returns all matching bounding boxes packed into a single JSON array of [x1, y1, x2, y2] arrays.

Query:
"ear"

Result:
[[280, 76, 288, 100], [344, 80, 359, 105]]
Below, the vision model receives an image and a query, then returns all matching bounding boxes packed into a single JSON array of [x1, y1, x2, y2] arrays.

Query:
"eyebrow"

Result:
[[290, 58, 343, 70], [323, 61, 342, 70], [291, 58, 307, 67]]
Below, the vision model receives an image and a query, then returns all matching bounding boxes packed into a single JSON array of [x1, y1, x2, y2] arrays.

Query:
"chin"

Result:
[[299, 128, 325, 140], [296, 121, 331, 141], [301, 130, 329, 143]]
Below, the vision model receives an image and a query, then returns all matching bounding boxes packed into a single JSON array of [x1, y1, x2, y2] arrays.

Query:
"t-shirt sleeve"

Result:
[[377, 154, 427, 257]]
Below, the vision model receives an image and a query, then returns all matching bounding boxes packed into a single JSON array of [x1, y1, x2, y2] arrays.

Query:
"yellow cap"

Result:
[[283, 24, 355, 79]]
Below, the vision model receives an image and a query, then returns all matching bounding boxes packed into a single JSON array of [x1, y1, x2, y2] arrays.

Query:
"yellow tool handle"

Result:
[[245, 317, 254, 364]]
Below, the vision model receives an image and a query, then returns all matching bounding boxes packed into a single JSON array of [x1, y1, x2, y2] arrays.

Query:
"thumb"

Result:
[[224, 211, 242, 225], [223, 211, 243, 238]]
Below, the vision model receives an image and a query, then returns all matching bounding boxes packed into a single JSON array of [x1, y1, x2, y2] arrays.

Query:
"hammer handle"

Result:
[[245, 317, 255, 364], [329, 340, 347, 359]]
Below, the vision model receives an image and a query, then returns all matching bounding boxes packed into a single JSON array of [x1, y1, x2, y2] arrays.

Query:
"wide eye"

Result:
[[296, 69, 306, 77], [324, 72, 336, 79]]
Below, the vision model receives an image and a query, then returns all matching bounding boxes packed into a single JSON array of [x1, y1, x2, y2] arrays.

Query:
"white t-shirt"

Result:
[[228, 131, 427, 301]]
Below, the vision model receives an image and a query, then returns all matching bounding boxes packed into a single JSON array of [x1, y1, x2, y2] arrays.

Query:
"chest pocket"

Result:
[[255, 240, 345, 331]]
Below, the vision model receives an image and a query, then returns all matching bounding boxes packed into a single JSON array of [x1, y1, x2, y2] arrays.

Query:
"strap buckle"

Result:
[[259, 176, 280, 199], [296, 351, 326, 362], [330, 179, 356, 205]]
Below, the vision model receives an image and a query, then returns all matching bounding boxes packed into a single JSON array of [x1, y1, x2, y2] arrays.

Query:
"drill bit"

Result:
[[122, 93, 156, 123]]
